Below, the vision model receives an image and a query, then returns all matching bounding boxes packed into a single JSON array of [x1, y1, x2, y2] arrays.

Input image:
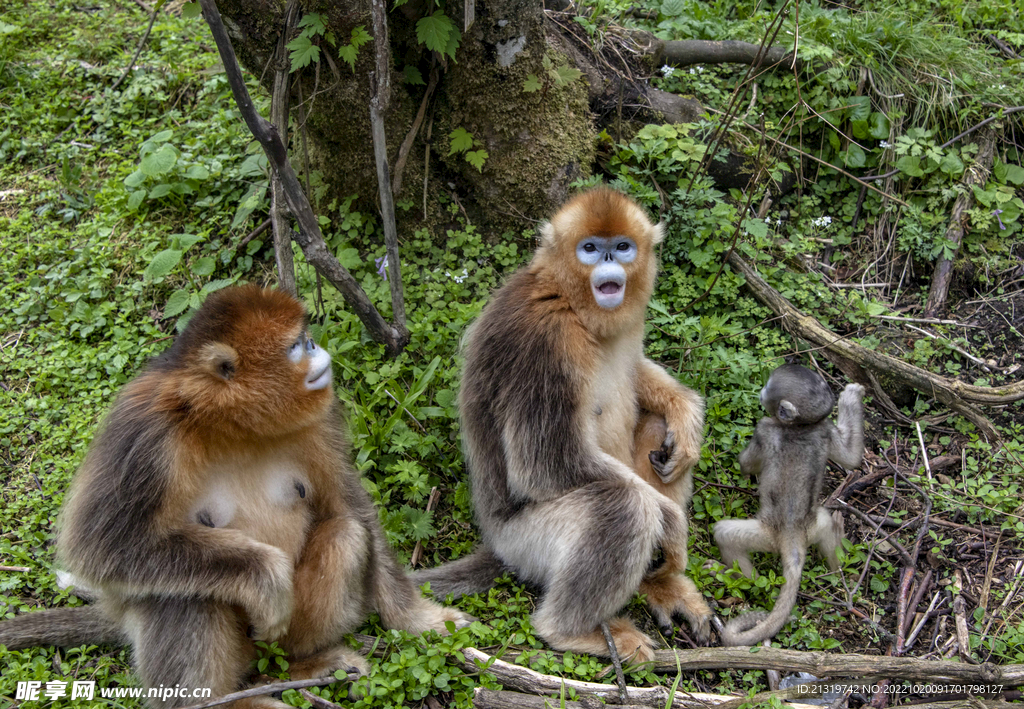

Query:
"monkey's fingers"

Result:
[[840, 383, 865, 402]]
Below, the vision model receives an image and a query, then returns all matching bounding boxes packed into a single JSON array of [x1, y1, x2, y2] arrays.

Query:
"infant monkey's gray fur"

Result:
[[713, 364, 864, 646]]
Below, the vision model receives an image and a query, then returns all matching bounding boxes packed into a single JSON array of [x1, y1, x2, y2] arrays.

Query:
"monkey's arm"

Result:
[[828, 383, 865, 469], [635, 358, 704, 483], [737, 427, 765, 476]]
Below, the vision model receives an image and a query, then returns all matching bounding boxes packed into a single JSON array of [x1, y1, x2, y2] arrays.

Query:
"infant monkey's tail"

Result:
[[0, 606, 123, 650], [720, 538, 806, 646], [411, 546, 507, 599]]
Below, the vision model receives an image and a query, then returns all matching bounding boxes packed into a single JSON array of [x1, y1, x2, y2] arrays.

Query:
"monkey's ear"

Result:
[[777, 400, 798, 422], [198, 342, 239, 381], [539, 221, 556, 249], [651, 223, 666, 246]]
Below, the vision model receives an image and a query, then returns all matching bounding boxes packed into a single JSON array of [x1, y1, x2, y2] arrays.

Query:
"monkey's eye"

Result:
[[582, 242, 597, 253], [615, 241, 630, 251], [288, 338, 304, 364]]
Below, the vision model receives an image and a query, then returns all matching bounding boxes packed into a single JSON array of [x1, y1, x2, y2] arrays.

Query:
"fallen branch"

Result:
[[473, 687, 822, 709], [655, 39, 801, 71], [924, 128, 998, 317], [110, 0, 164, 92], [178, 675, 355, 709], [647, 646, 1013, 684], [197, 0, 408, 356], [727, 250, 1024, 440]]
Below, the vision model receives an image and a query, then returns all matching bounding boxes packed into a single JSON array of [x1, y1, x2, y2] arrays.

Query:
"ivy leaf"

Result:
[[465, 149, 488, 172], [551, 64, 582, 86], [287, 35, 320, 71], [523, 74, 543, 92], [163, 289, 191, 318], [868, 112, 890, 140], [448, 127, 475, 155], [338, 44, 358, 71], [140, 144, 177, 176], [144, 249, 183, 281], [403, 65, 425, 85], [350, 25, 372, 48], [416, 11, 452, 55]]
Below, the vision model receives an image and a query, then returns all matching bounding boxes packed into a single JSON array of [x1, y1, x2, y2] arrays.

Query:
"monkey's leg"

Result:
[[280, 516, 370, 677], [809, 507, 845, 571], [125, 597, 281, 709], [498, 480, 665, 663], [713, 518, 777, 578], [829, 384, 865, 469], [639, 495, 712, 642]]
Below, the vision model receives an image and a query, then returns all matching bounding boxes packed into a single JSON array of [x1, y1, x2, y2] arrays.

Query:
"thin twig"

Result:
[[599, 621, 628, 704], [110, 0, 163, 92], [179, 675, 355, 709]]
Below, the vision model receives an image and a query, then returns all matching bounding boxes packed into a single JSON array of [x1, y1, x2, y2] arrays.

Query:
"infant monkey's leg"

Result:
[[713, 518, 778, 578], [809, 507, 845, 572]]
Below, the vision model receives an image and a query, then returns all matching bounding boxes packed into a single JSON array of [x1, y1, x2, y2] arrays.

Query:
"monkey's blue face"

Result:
[[288, 333, 333, 391], [576, 236, 638, 310]]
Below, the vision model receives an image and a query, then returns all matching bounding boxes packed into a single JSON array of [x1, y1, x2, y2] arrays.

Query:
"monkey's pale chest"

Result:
[[191, 463, 312, 561], [587, 338, 640, 466]]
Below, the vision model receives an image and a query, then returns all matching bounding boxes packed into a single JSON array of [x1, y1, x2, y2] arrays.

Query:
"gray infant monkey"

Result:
[[714, 364, 865, 646]]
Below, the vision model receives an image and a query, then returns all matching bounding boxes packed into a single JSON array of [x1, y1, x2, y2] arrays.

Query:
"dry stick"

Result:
[[924, 128, 998, 317], [726, 250, 1024, 441], [110, 0, 163, 92], [392, 65, 438, 196], [299, 688, 343, 709], [197, 0, 406, 356], [903, 570, 934, 638], [368, 0, 407, 336], [599, 621, 628, 704], [915, 421, 933, 488], [894, 567, 916, 655], [659, 39, 802, 71], [178, 675, 355, 709], [270, 0, 298, 295], [239, 217, 272, 250]]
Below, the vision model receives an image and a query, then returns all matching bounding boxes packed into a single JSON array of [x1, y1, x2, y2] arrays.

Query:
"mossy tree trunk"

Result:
[[213, 0, 596, 229]]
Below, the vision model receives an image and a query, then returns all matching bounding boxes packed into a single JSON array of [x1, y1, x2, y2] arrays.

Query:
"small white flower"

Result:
[[660, 65, 675, 77], [811, 216, 833, 228], [879, 140, 891, 149]]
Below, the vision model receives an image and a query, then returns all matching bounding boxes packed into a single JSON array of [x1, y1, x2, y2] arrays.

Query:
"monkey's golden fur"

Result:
[[416, 189, 710, 662], [2, 286, 467, 708]]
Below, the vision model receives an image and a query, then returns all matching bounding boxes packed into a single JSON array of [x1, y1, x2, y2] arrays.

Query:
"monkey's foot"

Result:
[[543, 617, 656, 665], [288, 645, 369, 680], [839, 383, 865, 405], [640, 569, 712, 643]]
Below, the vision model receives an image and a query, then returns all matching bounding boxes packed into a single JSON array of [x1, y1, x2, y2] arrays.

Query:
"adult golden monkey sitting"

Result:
[[416, 188, 711, 661]]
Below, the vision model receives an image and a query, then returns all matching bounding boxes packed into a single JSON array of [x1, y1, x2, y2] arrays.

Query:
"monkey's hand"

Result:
[[654, 426, 701, 484], [839, 382, 865, 408], [245, 547, 294, 641]]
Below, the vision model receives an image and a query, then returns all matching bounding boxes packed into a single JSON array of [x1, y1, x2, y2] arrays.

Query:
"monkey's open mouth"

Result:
[[597, 282, 622, 295], [306, 364, 332, 391]]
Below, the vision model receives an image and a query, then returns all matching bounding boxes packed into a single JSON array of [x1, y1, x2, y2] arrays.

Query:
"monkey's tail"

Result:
[[720, 537, 806, 647], [410, 546, 508, 599], [0, 606, 123, 651]]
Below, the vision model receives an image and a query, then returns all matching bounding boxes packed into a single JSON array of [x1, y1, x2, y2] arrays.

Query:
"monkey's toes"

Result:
[[840, 383, 865, 401]]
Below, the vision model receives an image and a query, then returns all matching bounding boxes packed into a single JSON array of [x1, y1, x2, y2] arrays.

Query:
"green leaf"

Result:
[[163, 289, 191, 318], [444, 23, 461, 60], [895, 155, 924, 177], [184, 164, 209, 180], [448, 127, 475, 155], [972, 185, 995, 207], [192, 257, 216, 277], [148, 183, 172, 199], [402, 505, 435, 541], [850, 119, 869, 141], [844, 144, 866, 168], [124, 170, 146, 188], [182, 1, 200, 19], [939, 152, 964, 177], [742, 217, 769, 240], [416, 11, 452, 54], [465, 149, 488, 172], [338, 44, 358, 71], [127, 189, 146, 211], [287, 35, 320, 71], [403, 65, 425, 85], [551, 64, 582, 86], [337, 247, 361, 270], [144, 249, 183, 281], [297, 13, 327, 37], [523, 74, 542, 93], [199, 278, 237, 297], [1003, 164, 1024, 186], [175, 232, 204, 250], [846, 95, 871, 122], [661, 0, 685, 16], [868, 112, 890, 140], [149, 129, 173, 144], [435, 389, 456, 407], [140, 144, 177, 176], [350, 25, 372, 48]]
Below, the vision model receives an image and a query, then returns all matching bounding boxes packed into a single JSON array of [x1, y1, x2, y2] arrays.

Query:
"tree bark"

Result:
[[924, 128, 998, 317]]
